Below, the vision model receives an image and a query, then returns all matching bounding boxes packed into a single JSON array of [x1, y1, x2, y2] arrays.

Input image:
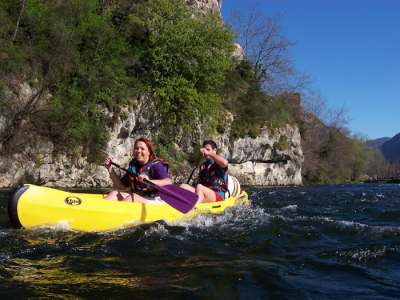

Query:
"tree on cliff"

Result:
[[132, 0, 236, 143], [222, 0, 312, 140], [228, 0, 312, 95]]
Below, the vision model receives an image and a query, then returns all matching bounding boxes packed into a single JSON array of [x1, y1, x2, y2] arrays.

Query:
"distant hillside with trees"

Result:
[[366, 133, 400, 180], [367, 137, 391, 149], [380, 133, 400, 164]]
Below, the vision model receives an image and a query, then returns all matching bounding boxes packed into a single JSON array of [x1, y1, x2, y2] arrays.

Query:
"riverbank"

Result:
[[364, 179, 400, 184]]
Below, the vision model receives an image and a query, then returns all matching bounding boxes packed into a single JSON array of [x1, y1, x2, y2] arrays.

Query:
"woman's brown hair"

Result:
[[135, 137, 156, 162]]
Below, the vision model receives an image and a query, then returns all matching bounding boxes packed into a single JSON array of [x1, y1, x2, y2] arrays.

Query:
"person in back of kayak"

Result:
[[103, 137, 172, 203], [180, 140, 228, 204]]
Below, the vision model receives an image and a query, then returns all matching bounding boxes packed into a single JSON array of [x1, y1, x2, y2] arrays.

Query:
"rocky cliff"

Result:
[[186, 0, 222, 15], [0, 0, 304, 189], [0, 81, 303, 188]]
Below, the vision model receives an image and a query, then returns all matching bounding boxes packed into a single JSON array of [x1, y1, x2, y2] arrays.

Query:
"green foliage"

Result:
[[295, 116, 307, 139], [223, 60, 291, 140], [23, 171, 37, 185], [188, 143, 204, 165], [0, 0, 139, 159], [302, 171, 323, 185], [139, 0, 236, 136], [231, 117, 248, 139], [173, 151, 188, 165], [174, 151, 183, 161], [221, 59, 253, 103], [248, 128, 258, 139], [154, 126, 175, 154], [155, 143, 169, 162], [350, 137, 372, 181], [301, 129, 375, 184], [120, 111, 128, 120], [0, 0, 300, 168], [268, 123, 277, 138], [216, 124, 226, 134], [1, 0, 237, 161], [273, 135, 290, 151]]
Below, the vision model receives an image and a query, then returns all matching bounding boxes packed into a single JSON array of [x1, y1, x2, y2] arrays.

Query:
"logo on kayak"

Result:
[[65, 196, 82, 206]]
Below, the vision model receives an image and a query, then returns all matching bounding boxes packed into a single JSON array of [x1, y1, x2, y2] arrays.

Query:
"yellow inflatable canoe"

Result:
[[8, 184, 249, 232]]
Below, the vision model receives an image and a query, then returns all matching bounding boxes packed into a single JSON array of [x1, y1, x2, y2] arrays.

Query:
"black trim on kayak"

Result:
[[8, 184, 29, 229]]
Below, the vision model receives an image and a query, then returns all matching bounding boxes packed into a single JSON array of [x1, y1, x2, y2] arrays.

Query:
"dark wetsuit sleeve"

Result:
[[120, 172, 131, 188]]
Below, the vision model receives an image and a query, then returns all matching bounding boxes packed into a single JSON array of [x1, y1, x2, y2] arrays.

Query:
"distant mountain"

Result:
[[380, 133, 400, 163], [367, 137, 392, 149]]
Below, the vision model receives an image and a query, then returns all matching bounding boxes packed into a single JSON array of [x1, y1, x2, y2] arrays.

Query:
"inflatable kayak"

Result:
[[8, 184, 249, 232]]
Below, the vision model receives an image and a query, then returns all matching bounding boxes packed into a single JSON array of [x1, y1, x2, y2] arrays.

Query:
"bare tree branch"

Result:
[[12, 0, 27, 42], [229, 0, 312, 95]]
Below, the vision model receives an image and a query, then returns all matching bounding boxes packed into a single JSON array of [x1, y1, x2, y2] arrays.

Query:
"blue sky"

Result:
[[221, 0, 400, 140]]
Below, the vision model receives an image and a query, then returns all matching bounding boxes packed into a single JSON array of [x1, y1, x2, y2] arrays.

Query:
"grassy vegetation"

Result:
[[221, 60, 292, 140]]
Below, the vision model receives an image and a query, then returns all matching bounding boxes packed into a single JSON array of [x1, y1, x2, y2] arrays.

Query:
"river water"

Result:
[[0, 184, 399, 299]]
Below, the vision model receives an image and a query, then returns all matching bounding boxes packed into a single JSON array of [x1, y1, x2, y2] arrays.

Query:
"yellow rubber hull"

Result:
[[8, 184, 249, 232]]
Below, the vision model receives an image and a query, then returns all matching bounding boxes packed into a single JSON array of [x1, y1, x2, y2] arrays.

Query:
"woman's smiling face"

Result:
[[134, 141, 150, 165]]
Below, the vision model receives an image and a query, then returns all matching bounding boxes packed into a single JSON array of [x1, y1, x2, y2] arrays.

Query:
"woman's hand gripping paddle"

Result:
[[110, 162, 198, 214]]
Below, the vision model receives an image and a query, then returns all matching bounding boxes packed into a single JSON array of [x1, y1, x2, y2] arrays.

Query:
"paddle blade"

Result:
[[110, 161, 197, 213], [156, 184, 198, 214]]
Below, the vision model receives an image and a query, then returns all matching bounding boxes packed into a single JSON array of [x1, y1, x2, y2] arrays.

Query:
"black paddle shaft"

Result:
[[110, 161, 160, 190], [110, 162, 135, 177], [187, 155, 203, 184]]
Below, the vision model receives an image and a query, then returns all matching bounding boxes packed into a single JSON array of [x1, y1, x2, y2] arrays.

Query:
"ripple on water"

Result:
[[0, 185, 400, 298]]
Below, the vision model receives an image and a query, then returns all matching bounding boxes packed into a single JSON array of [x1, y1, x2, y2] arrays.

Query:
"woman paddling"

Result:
[[104, 137, 172, 203]]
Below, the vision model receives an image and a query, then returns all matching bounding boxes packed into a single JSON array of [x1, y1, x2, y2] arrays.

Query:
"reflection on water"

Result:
[[6, 256, 140, 287]]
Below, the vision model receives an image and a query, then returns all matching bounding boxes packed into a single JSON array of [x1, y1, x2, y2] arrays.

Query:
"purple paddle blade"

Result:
[[155, 184, 198, 214]]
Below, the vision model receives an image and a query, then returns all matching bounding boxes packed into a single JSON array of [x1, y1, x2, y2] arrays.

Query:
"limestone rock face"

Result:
[[224, 126, 303, 186], [232, 43, 244, 61], [0, 80, 303, 188], [186, 0, 221, 15], [0, 84, 158, 189]]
